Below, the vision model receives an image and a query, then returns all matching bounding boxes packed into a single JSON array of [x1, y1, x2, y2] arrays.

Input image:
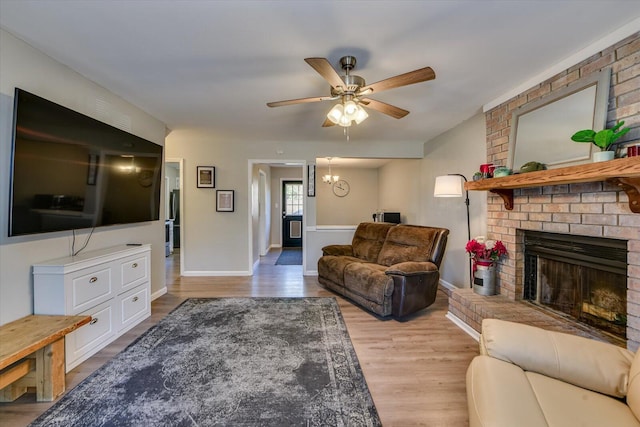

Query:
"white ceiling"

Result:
[[1, 1, 639, 146]]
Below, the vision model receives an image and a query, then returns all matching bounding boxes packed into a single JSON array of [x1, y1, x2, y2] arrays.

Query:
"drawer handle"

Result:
[[89, 276, 98, 283], [132, 296, 139, 303], [132, 263, 138, 268], [90, 318, 98, 325]]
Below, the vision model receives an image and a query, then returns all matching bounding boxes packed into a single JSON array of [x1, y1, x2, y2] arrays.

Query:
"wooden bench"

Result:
[[0, 315, 91, 402]]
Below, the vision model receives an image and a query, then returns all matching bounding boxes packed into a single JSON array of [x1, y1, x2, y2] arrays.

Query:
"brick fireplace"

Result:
[[449, 32, 640, 350]]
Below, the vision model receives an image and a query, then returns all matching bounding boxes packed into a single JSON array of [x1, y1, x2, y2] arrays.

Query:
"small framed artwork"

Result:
[[307, 164, 316, 197], [197, 166, 215, 188], [216, 190, 234, 212], [87, 154, 99, 185]]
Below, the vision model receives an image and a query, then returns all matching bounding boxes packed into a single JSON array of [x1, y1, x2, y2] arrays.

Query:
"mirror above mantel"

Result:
[[507, 68, 611, 172]]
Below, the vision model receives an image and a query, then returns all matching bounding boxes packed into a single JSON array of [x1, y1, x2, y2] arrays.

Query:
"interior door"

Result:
[[282, 181, 303, 248]]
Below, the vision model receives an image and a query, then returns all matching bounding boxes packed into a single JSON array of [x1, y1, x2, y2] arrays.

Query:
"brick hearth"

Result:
[[448, 287, 624, 347], [449, 32, 640, 350]]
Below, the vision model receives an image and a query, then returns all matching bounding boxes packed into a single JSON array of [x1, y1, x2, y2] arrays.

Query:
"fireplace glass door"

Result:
[[523, 230, 627, 340], [538, 258, 627, 338]]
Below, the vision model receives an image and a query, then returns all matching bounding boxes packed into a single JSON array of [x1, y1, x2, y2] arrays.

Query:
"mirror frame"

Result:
[[507, 68, 611, 171]]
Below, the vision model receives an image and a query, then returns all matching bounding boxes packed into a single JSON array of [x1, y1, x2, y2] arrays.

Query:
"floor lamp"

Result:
[[434, 174, 472, 288]]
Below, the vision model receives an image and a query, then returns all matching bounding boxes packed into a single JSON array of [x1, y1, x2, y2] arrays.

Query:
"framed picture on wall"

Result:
[[197, 166, 215, 188], [307, 164, 316, 197], [216, 190, 234, 212]]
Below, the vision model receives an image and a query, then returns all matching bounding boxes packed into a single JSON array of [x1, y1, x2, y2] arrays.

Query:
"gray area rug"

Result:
[[275, 248, 303, 265], [31, 297, 381, 426]]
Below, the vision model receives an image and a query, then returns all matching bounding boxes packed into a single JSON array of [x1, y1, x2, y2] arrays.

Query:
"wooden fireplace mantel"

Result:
[[464, 157, 640, 213]]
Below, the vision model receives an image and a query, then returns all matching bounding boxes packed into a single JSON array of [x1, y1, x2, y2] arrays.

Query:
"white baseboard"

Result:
[[182, 270, 252, 277], [304, 269, 318, 276], [438, 278, 457, 292], [151, 287, 167, 301], [446, 312, 480, 342]]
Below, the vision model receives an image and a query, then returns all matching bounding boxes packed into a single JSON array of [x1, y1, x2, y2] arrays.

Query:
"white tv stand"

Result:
[[33, 244, 151, 372]]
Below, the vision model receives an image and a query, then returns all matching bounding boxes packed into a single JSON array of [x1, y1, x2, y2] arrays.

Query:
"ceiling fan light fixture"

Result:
[[338, 115, 352, 127], [343, 100, 358, 117], [354, 105, 369, 124], [327, 98, 368, 127], [327, 104, 343, 124]]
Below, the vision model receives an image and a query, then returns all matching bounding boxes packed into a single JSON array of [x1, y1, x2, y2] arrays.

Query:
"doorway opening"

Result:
[[248, 160, 306, 274], [165, 158, 183, 276]]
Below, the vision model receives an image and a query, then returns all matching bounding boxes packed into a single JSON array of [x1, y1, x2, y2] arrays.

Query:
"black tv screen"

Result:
[[9, 88, 163, 236]]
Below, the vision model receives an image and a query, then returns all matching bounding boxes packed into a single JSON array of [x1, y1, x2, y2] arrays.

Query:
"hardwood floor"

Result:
[[0, 249, 478, 426]]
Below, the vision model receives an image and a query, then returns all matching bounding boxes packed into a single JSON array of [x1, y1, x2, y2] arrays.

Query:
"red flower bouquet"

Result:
[[465, 237, 508, 266]]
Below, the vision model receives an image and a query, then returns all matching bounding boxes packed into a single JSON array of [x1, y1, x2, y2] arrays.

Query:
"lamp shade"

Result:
[[354, 106, 369, 124], [327, 104, 344, 124], [343, 100, 358, 118], [434, 175, 463, 197]]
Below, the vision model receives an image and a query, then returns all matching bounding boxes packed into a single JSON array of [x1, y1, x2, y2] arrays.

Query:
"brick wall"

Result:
[[483, 32, 640, 349]]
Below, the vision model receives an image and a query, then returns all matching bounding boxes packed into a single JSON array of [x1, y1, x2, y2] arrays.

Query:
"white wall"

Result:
[[164, 129, 423, 275], [0, 30, 167, 324], [316, 166, 378, 225], [257, 167, 271, 257], [420, 112, 488, 289], [378, 159, 421, 224]]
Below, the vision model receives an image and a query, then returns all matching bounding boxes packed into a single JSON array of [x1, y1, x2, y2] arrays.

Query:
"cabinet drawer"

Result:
[[65, 301, 115, 371], [72, 268, 112, 313], [119, 285, 150, 333], [120, 256, 148, 292]]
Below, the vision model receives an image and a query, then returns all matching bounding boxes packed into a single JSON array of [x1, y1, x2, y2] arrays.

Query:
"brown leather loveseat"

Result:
[[317, 222, 449, 318]]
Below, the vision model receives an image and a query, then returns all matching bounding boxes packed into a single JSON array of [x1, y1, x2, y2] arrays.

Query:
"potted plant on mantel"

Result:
[[571, 120, 630, 162]]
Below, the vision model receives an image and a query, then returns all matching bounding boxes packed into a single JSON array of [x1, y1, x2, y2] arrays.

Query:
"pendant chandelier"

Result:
[[322, 157, 339, 184]]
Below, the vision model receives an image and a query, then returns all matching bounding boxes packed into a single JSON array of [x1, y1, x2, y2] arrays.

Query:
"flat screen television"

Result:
[[9, 88, 163, 237]]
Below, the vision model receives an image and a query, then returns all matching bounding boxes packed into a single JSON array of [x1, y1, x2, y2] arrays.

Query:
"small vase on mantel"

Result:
[[473, 259, 496, 296], [593, 150, 615, 162]]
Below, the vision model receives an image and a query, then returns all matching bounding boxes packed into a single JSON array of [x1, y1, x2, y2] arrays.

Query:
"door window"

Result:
[[284, 183, 303, 216]]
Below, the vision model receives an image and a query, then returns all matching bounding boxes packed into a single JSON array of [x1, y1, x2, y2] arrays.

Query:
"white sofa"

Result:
[[466, 319, 640, 427]]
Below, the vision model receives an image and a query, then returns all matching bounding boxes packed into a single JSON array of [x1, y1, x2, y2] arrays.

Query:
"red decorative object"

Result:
[[465, 237, 508, 270]]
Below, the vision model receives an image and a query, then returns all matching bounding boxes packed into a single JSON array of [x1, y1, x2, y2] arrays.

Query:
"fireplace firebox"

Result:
[[522, 230, 627, 339]]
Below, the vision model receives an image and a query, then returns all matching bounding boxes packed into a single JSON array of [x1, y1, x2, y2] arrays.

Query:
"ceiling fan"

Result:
[[267, 56, 435, 128]]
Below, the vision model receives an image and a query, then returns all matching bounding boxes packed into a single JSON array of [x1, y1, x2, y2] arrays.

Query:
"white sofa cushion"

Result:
[[467, 355, 640, 427], [526, 371, 640, 427], [480, 319, 634, 398]]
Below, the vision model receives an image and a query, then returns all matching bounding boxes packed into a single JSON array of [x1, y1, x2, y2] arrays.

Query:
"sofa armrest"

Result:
[[385, 261, 438, 276], [481, 318, 634, 398], [322, 244, 354, 257]]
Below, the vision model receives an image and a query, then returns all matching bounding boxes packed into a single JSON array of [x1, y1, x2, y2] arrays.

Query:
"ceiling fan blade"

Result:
[[267, 96, 334, 108], [304, 58, 345, 91], [360, 98, 409, 119], [359, 67, 435, 95], [322, 118, 336, 127]]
